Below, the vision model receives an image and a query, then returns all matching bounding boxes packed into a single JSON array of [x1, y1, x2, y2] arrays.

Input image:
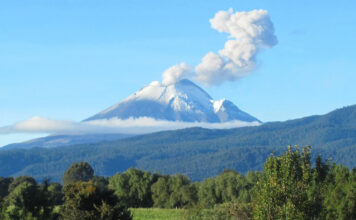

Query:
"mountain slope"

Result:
[[1, 133, 134, 150], [0, 104, 356, 182], [85, 79, 260, 123]]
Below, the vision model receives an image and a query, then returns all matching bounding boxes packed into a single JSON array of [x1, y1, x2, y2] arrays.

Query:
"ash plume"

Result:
[[162, 8, 278, 86]]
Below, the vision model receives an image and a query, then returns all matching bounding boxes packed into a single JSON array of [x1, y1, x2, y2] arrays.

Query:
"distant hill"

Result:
[[1, 133, 134, 150], [0, 104, 355, 182]]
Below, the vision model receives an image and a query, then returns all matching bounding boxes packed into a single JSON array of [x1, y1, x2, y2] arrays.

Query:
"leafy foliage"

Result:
[[253, 146, 314, 219], [323, 164, 356, 219], [151, 174, 198, 208], [0, 147, 355, 219], [251, 146, 356, 220], [109, 168, 157, 208], [61, 181, 132, 220], [62, 162, 94, 186], [0, 177, 13, 201], [0, 177, 60, 220]]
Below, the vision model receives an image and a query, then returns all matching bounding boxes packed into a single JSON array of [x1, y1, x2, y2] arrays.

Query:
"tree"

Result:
[[151, 174, 197, 208], [151, 176, 170, 208], [0, 177, 13, 201], [323, 164, 356, 219], [92, 175, 109, 189], [1, 177, 58, 220], [8, 176, 36, 193], [62, 162, 94, 186], [168, 174, 198, 208], [109, 168, 157, 207], [61, 180, 132, 220], [198, 177, 218, 208], [252, 146, 326, 219], [47, 182, 63, 206], [215, 170, 249, 204]]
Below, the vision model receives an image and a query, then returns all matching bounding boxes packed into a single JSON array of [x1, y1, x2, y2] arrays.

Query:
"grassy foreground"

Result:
[[130, 208, 232, 220], [131, 208, 187, 220]]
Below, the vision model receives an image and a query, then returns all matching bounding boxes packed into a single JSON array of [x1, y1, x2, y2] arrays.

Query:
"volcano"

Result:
[[85, 79, 260, 123]]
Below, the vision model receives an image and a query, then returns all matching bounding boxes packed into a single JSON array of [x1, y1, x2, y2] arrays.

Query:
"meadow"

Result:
[[131, 208, 186, 220]]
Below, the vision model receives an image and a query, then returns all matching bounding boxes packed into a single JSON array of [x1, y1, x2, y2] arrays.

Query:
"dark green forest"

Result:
[[0, 147, 355, 219], [0, 105, 356, 182]]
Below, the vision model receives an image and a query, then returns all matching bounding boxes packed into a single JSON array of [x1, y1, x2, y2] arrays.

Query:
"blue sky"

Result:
[[1, 0, 356, 146]]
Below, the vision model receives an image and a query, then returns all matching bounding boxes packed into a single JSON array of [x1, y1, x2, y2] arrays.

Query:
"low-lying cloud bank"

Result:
[[0, 116, 261, 135]]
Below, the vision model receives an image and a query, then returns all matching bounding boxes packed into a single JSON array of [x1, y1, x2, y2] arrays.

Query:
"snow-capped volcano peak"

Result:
[[85, 79, 260, 123], [124, 79, 212, 109]]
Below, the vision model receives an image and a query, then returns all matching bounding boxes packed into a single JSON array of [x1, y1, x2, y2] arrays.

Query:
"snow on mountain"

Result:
[[85, 79, 260, 123]]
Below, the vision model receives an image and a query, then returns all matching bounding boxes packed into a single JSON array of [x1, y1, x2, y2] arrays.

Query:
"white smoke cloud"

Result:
[[162, 62, 193, 85], [0, 116, 260, 135], [162, 8, 277, 86]]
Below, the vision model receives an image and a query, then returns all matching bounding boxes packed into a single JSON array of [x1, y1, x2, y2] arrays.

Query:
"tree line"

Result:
[[0, 146, 355, 219]]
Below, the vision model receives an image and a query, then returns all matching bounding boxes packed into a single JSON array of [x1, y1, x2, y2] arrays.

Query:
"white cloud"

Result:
[[0, 116, 261, 135], [162, 8, 277, 86], [162, 62, 193, 85], [0, 116, 92, 134]]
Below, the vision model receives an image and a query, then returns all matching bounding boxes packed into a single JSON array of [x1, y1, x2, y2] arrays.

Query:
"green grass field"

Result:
[[130, 207, 233, 220], [131, 208, 187, 220]]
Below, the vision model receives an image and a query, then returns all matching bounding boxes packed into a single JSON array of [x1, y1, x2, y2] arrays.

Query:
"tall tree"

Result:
[[253, 146, 317, 219], [215, 170, 249, 204], [0, 177, 13, 201], [198, 177, 218, 208], [62, 162, 94, 186], [323, 164, 356, 219], [151, 176, 170, 208], [109, 168, 157, 207], [61, 180, 132, 220], [151, 174, 197, 208], [1, 177, 59, 220]]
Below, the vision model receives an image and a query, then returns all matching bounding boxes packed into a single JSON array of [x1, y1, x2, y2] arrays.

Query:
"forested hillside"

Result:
[[0, 105, 355, 182]]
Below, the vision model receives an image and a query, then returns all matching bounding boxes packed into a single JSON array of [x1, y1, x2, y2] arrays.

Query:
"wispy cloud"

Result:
[[0, 116, 261, 135]]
